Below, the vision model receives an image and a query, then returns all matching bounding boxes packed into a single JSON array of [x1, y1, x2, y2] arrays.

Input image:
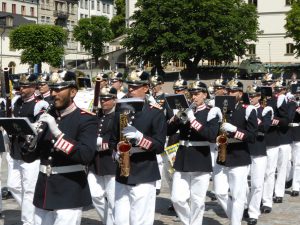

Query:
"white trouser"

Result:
[[247, 155, 267, 219], [286, 149, 293, 182], [262, 144, 291, 207], [6, 154, 40, 225], [156, 154, 163, 190], [292, 141, 300, 191], [209, 143, 217, 169], [34, 207, 82, 225], [114, 181, 156, 225], [171, 171, 210, 225], [87, 172, 115, 225], [213, 164, 249, 225], [0, 152, 2, 212]]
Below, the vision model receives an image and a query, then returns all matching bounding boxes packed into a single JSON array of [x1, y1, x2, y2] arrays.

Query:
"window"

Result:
[[21, 6, 26, 16], [85, 0, 88, 9], [46, 17, 50, 23], [2, 2, 6, 12], [80, 14, 84, 19], [107, 4, 110, 14], [12, 4, 16, 14], [80, 0, 84, 9], [248, 0, 257, 6], [103, 3, 106, 13], [41, 16, 45, 23], [97, 1, 100, 11], [248, 44, 256, 55], [30, 7, 34, 16], [286, 43, 294, 54], [91, 0, 94, 10], [286, 0, 294, 5]]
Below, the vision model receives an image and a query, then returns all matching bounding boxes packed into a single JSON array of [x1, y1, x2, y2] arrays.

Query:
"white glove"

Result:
[[147, 94, 156, 104], [34, 100, 49, 117], [297, 107, 300, 114], [186, 108, 196, 121], [221, 122, 237, 133], [277, 94, 285, 108], [262, 106, 274, 120], [207, 107, 222, 122], [96, 137, 103, 147], [113, 151, 121, 163], [173, 109, 179, 116], [38, 114, 62, 138], [286, 92, 294, 101], [122, 125, 143, 143]]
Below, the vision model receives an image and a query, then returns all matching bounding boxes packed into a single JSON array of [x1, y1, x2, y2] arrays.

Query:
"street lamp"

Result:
[[0, 15, 13, 71]]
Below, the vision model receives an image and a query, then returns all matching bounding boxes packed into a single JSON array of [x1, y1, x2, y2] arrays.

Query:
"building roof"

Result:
[[0, 12, 35, 27]]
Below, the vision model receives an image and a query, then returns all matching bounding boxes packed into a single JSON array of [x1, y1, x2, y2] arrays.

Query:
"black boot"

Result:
[[291, 191, 299, 197], [273, 196, 283, 203], [261, 205, 272, 214], [243, 209, 249, 219], [247, 218, 257, 225]]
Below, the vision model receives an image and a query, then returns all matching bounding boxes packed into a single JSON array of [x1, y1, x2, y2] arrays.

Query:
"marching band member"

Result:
[[168, 77, 220, 225], [287, 84, 300, 197], [88, 85, 117, 225], [7, 74, 48, 225], [149, 73, 166, 195], [261, 75, 292, 213], [213, 77, 258, 225], [0, 96, 6, 219], [110, 70, 167, 225], [245, 82, 273, 225], [109, 71, 126, 99], [37, 73, 53, 104], [23, 71, 98, 225]]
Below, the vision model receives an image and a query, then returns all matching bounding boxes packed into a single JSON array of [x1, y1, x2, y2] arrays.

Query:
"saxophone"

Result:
[[216, 99, 228, 163], [117, 112, 132, 177]]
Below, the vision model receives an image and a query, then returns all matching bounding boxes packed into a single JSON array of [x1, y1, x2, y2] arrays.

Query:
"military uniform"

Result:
[[88, 86, 117, 225], [168, 79, 219, 225], [0, 97, 6, 217], [110, 70, 167, 225], [261, 77, 292, 212], [27, 71, 98, 225], [7, 74, 47, 225], [213, 78, 258, 225], [244, 84, 273, 224]]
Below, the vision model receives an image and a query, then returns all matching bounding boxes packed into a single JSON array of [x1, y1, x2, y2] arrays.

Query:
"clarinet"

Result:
[[27, 104, 54, 152]]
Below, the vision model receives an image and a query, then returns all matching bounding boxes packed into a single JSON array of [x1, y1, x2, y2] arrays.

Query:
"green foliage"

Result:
[[9, 24, 67, 67], [285, 0, 300, 56], [122, 0, 258, 71], [73, 16, 113, 65], [110, 0, 126, 38]]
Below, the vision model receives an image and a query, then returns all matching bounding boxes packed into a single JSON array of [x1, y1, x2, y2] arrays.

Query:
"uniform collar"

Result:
[[254, 103, 260, 108], [195, 103, 206, 112], [42, 91, 51, 98], [58, 102, 77, 117], [103, 106, 115, 115], [22, 94, 35, 103]]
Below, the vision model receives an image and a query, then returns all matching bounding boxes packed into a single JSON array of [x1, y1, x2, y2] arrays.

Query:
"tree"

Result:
[[73, 16, 113, 66], [122, 0, 258, 73], [9, 24, 67, 71], [110, 0, 126, 38], [285, 0, 300, 56]]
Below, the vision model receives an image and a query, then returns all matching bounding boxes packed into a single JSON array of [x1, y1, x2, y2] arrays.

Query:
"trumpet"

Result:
[[176, 102, 196, 124], [26, 104, 54, 152], [216, 99, 228, 163]]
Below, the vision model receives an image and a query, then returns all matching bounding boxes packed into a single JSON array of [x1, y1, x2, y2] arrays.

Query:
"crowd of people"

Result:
[[0, 68, 299, 225]]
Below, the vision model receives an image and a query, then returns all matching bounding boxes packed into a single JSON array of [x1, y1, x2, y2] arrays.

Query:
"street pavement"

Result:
[[1, 79, 300, 225]]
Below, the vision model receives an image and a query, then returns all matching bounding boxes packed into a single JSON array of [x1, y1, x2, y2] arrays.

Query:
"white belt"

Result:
[[130, 147, 145, 154], [257, 132, 265, 136], [179, 140, 210, 147], [40, 164, 85, 176], [227, 139, 242, 144], [289, 123, 300, 127]]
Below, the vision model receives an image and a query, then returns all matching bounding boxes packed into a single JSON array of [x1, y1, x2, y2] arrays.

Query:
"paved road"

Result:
[[1, 80, 300, 225]]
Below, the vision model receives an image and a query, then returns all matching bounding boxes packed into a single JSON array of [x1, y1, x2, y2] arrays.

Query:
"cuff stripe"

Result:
[[191, 120, 203, 131], [234, 131, 245, 140], [139, 137, 152, 150], [54, 134, 74, 154]]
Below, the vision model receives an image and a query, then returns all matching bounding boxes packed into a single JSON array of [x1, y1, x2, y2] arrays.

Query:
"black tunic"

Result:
[[168, 105, 219, 172], [110, 102, 167, 185], [89, 111, 116, 176], [24, 104, 98, 210], [222, 103, 258, 167]]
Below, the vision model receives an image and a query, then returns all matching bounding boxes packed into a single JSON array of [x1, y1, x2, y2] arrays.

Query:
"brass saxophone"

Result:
[[117, 112, 132, 177], [216, 99, 228, 163]]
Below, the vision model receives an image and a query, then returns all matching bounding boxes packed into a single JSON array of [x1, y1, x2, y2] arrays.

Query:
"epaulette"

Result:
[[80, 108, 96, 115], [149, 102, 162, 110]]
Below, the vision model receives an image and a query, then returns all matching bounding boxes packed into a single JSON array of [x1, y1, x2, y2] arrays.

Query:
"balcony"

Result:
[[53, 10, 69, 20]]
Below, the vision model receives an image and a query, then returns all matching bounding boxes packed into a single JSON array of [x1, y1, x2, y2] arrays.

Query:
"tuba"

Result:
[[117, 111, 132, 177], [216, 99, 228, 163]]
